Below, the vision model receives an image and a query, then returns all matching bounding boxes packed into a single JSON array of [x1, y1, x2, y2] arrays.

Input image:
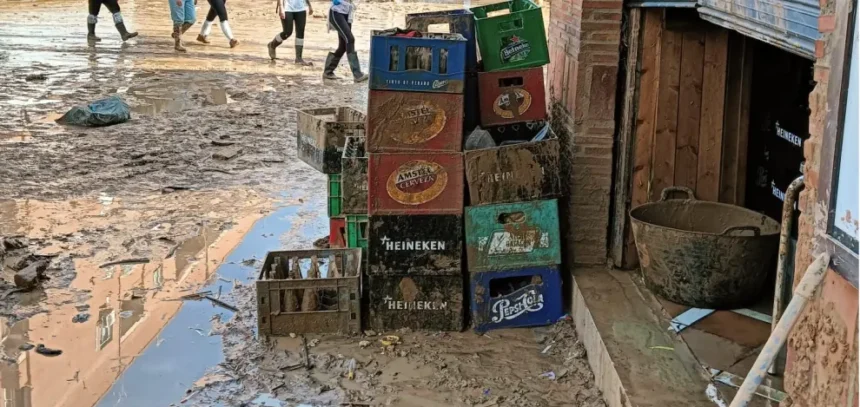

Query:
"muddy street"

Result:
[[0, 0, 600, 405]]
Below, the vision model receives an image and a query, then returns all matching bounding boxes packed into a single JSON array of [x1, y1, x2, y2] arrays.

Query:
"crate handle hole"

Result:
[[498, 211, 526, 224], [351, 313, 357, 320], [350, 293, 356, 300], [427, 23, 451, 33], [488, 9, 512, 18], [499, 77, 524, 88], [260, 297, 266, 305], [497, 18, 523, 32], [489, 275, 543, 297], [261, 316, 267, 324]]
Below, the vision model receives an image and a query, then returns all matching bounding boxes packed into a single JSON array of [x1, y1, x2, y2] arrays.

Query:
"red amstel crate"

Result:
[[366, 90, 464, 153], [368, 152, 464, 215], [478, 67, 547, 127]]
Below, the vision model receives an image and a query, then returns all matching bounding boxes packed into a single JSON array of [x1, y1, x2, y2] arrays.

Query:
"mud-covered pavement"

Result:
[[0, 0, 602, 405]]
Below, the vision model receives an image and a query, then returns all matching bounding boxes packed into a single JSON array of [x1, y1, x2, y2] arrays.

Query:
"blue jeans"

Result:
[[169, 0, 196, 25]]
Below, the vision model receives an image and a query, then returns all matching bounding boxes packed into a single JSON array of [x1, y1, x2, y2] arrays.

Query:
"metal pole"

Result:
[[730, 252, 830, 407], [768, 175, 804, 375]]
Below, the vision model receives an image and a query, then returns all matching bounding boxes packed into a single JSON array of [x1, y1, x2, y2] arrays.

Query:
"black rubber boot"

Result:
[[267, 40, 279, 60], [323, 52, 341, 80], [295, 45, 312, 66], [115, 22, 138, 41], [346, 52, 368, 83], [87, 23, 101, 42]]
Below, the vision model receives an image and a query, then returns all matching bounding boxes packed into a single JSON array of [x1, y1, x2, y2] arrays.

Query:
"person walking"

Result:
[[267, 0, 313, 65], [169, 0, 196, 52], [87, 0, 138, 43], [196, 0, 239, 48], [324, 0, 367, 82]]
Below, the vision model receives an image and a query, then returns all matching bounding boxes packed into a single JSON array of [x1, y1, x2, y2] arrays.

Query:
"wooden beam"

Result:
[[611, 7, 642, 268], [674, 30, 706, 191], [650, 17, 683, 202], [696, 28, 729, 202], [631, 9, 663, 209], [720, 33, 753, 205]]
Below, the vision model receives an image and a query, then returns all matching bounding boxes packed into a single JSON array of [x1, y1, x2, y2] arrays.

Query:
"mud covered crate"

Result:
[[470, 0, 549, 72], [368, 274, 464, 331], [465, 199, 561, 273], [346, 215, 369, 254], [328, 174, 343, 218], [330, 217, 346, 248], [297, 107, 366, 174], [465, 122, 560, 204], [368, 152, 465, 215], [257, 248, 362, 336], [368, 215, 463, 275], [370, 30, 468, 94], [470, 266, 562, 332], [341, 136, 368, 215], [406, 9, 478, 72], [366, 90, 464, 152], [478, 67, 547, 126]]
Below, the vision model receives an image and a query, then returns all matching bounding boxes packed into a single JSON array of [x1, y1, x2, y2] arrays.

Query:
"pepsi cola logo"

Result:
[[386, 160, 448, 205]]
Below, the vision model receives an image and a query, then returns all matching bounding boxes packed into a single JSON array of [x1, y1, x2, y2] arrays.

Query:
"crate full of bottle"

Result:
[[370, 30, 468, 94], [405, 9, 479, 72]]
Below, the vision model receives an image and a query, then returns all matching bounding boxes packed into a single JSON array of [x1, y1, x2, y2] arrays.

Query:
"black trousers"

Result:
[[279, 10, 307, 40], [329, 10, 354, 57], [88, 0, 121, 16], [205, 0, 228, 22]]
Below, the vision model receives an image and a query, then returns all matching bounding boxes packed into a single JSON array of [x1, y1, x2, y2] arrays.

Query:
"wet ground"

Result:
[[0, 0, 594, 405]]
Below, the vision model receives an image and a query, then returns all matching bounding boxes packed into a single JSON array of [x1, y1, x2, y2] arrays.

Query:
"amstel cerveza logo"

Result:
[[386, 160, 448, 205], [493, 88, 533, 119]]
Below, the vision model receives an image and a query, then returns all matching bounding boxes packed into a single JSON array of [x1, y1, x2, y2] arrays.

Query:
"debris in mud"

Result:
[[56, 95, 131, 127], [213, 146, 243, 161], [13, 259, 48, 290], [35, 344, 62, 356], [313, 236, 330, 249], [18, 343, 34, 351], [72, 312, 90, 323], [25, 73, 47, 82]]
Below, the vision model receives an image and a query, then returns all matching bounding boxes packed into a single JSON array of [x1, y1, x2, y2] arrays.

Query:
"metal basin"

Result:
[[629, 187, 780, 309]]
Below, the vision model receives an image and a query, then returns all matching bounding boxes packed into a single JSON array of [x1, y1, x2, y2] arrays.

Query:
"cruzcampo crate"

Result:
[[470, 266, 562, 333], [405, 9, 479, 72], [470, 0, 549, 72], [368, 215, 463, 275], [478, 67, 547, 126], [297, 107, 366, 174], [368, 152, 465, 215], [257, 248, 362, 336], [346, 215, 369, 253], [370, 30, 468, 94], [330, 217, 346, 248], [368, 274, 464, 331], [464, 199, 561, 273], [327, 173, 343, 218], [366, 90, 464, 152], [342, 136, 368, 215], [464, 122, 560, 205]]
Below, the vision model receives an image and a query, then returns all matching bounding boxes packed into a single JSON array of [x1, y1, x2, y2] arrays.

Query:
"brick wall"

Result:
[[784, 0, 859, 404], [547, 0, 623, 265]]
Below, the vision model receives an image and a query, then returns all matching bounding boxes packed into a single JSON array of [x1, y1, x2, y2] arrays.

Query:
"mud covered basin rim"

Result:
[[628, 200, 781, 237]]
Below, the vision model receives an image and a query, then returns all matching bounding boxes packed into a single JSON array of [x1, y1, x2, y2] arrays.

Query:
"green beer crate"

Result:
[[328, 174, 343, 218], [346, 215, 368, 253], [471, 0, 549, 72], [464, 199, 560, 273]]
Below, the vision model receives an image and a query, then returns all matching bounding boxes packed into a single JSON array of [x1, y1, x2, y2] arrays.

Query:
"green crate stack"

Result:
[[328, 174, 343, 218], [346, 215, 368, 253], [470, 0, 549, 72]]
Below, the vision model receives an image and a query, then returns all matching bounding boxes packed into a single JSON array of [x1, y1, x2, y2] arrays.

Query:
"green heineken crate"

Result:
[[346, 215, 369, 254], [328, 174, 343, 218], [464, 199, 560, 273], [471, 0, 549, 72]]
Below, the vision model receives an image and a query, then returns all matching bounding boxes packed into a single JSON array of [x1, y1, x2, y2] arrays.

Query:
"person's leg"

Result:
[[293, 11, 311, 65], [209, 0, 237, 47], [181, 0, 196, 33], [268, 11, 294, 59], [341, 21, 367, 82], [197, 0, 219, 43], [324, 11, 348, 79], [104, 0, 138, 41], [170, 0, 187, 51], [87, 0, 102, 42]]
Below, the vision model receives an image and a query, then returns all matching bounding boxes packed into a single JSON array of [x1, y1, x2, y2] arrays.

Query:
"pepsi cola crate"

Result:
[[366, 90, 464, 152], [478, 67, 547, 127], [470, 266, 562, 333], [464, 199, 561, 273], [370, 30, 468, 94], [368, 274, 464, 331], [405, 9, 479, 72], [297, 107, 365, 174], [368, 152, 465, 215], [470, 0, 549, 72], [368, 215, 463, 275]]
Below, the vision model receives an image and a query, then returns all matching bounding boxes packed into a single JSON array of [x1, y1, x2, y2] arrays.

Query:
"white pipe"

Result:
[[729, 252, 830, 407]]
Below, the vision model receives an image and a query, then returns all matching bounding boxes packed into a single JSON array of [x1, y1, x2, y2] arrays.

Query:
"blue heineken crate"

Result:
[[464, 199, 561, 273], [405, 9, 479, 72], [471, 266, 562, 332], [369, 29, 468, 94]]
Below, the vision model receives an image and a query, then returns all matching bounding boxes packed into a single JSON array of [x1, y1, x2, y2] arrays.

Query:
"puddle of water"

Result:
[[129, 86, 231, 116], [0, 131, 33, 143], [95, 198, 326, 407]]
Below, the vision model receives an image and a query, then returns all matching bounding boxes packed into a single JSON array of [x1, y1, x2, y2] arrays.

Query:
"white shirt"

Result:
[[283, 0, 307, 12]]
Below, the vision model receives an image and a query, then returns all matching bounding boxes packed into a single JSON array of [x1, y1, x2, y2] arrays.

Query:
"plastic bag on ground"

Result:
[[56, 95, 131, 127]]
